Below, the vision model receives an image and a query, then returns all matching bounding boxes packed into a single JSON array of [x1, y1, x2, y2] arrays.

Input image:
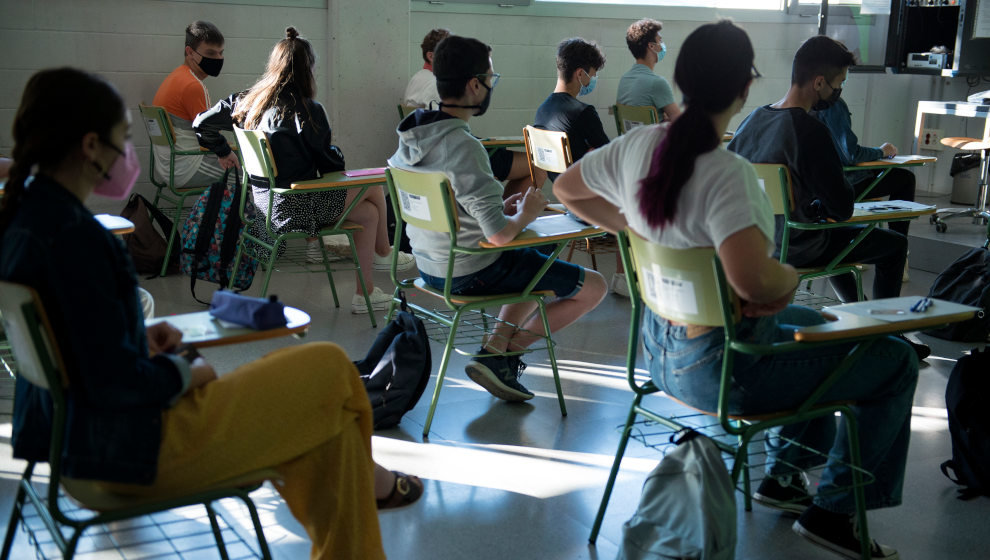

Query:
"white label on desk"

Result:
[[640, 264, 699, 316], [623, 119, 645, 131], [398, 188, 431, 222], [534, 146, 560, 169], [146, 118, 162, 138]]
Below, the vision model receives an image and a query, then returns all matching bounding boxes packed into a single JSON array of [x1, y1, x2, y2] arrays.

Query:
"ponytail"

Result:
[[0, 160, 32, 235], [635, 19, 754, 228], [637, 106, 719, 228]]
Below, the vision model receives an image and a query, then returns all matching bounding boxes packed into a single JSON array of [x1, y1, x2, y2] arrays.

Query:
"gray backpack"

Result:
[[617, 430, 737, 560]]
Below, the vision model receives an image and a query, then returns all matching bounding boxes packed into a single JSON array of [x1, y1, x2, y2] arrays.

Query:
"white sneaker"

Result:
[[306, 241, 325, 264], [374, 248, 416, 272], [351, 286, 392, 314], [610, 273, 630, 297]]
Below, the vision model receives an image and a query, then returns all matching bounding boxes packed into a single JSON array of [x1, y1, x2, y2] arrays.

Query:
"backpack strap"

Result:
[[941, 459, 962, 485], [141, 194, 178, 245], [217, 168, 244, 291], [186, 170, 231, 304]]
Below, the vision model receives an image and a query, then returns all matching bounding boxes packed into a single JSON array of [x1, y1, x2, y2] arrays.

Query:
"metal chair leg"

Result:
[[589, 395, 642, 544], [205, 502, 232, 560], [422, 315, 461, 437]]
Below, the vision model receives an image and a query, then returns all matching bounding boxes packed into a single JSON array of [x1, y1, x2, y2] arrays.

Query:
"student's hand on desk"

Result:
[[519, 187, 547, 220], [218, 152, 240, 170], [147, 322, 184, 355], [187, 357, 218, 391], [880, 143, 898, 158], [503, 192, 523, 216]]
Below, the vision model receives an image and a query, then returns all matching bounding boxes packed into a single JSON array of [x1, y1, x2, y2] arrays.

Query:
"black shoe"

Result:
[[793, 505, 899, 559], [896, 335, 930, 361], [752, 474, 813, 515], [465, 349, 534, 402]]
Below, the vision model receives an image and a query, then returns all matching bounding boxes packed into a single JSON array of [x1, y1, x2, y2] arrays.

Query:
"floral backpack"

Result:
[[179, 169, 259, 303]]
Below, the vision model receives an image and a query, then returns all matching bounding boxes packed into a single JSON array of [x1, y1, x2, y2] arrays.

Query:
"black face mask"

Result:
[[196, 52, 224, 77], [813, 84, 842, 111], [438, 79, 492, 117]]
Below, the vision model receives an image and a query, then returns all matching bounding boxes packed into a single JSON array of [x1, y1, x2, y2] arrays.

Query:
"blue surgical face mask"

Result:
[[579, 72, 597, 96], [651, 42, 667, 63]]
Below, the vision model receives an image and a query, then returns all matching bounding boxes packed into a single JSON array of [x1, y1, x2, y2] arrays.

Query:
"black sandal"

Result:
[[376, 471, 424, 510]]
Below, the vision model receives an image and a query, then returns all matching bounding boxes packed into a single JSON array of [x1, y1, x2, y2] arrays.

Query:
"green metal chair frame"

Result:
[[588, 230, 877, 560], [0, 281, 275, 560], [229, 127, 378, 327], [384, 167, 600, 437], [754, 163, 866, 302], [138, 104, 211, 277], [611, 103, 659, 136]]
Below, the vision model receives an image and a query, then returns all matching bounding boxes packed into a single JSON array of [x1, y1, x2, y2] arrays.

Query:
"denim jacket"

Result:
[[0, 176, 189, 484]]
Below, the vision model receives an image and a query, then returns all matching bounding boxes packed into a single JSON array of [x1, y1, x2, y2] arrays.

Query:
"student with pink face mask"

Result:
[[0, 67, 422, 560]]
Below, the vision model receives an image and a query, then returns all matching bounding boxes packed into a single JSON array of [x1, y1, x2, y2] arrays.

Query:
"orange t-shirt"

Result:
[[152, 65, 210, 122]]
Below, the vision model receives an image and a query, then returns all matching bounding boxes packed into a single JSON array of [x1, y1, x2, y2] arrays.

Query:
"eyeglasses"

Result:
[[751, 65, 763, 79], [475, 72, 500, 89]]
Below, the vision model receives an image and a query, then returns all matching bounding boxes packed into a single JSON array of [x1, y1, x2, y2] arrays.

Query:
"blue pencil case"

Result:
[[209, 291, 287, 330]]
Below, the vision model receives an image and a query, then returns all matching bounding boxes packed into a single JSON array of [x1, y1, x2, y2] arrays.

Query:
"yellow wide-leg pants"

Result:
[[110, 342, 385, 559]]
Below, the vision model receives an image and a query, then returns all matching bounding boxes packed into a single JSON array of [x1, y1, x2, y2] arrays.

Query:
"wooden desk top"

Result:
[[480, 136, 524, 147], [478, 214, 604, 248], [848, 155, 936, 168], [794, 297, 978, 342], [95, 214, 135, 235], [288, 168, 386, 190], [146, 306, 311, 348]]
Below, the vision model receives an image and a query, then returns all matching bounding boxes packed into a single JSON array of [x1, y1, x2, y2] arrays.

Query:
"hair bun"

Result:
[[285, 27, 299, 40]]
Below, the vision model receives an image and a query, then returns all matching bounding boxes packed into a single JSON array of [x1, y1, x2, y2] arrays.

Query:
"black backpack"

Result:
[[354, 293, 431, 429], [926, 246, 990, 342], [940, 347, 990, 499]]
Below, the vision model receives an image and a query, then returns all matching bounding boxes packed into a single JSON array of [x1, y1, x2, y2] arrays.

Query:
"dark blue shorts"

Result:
[[489, 147, 514, 181], [420, 248, 585, 299]]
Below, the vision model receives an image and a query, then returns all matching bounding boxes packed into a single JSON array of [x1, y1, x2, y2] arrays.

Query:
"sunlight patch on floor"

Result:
[[372, 436, 656, 499]]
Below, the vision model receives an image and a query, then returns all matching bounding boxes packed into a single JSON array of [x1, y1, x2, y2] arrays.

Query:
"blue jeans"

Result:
[[642, 304, 918, 513]]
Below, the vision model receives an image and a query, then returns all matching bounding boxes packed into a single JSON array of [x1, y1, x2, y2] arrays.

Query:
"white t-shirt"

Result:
[[579, 123, 774, 253], [152, 116, 206, 187], [403, 68, 440, 108]]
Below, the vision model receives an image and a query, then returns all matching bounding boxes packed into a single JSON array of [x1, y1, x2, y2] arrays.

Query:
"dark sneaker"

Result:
[[793, 505, 899, 559], [465, 350, 534, 402], [896, 335, 931, 361], [753, 473, 813, 515]]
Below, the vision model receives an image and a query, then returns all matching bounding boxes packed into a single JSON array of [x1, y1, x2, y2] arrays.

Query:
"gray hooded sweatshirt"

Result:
[[388, 110, 509, 278]]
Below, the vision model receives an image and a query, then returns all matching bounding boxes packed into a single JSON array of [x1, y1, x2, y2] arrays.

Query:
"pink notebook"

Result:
[[343, 167, 386, 177]]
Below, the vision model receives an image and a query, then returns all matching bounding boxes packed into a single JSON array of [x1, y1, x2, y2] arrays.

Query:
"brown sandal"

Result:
[[376, 471, 424, 510]]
